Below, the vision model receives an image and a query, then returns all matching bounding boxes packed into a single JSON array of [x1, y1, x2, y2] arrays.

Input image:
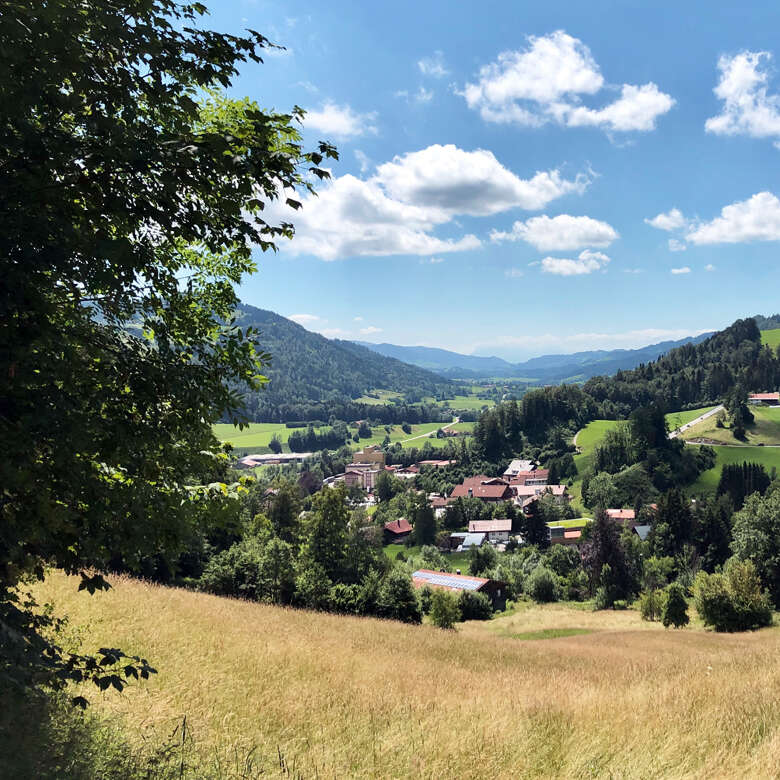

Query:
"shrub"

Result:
[[328, 583, 362, 615], [458, 590, 493, 621], [294, 561, 332, 611], [429, 590, 460, 629], [694, 559, 773, 632], [662, 583, 689, 628], [639, 589, 664, 622], [418, 585, 434, 615], [199, 537, 264, 599], [526, 565, 558, 603], [377, 567, 422, 624], [469, 544, 497, 576]]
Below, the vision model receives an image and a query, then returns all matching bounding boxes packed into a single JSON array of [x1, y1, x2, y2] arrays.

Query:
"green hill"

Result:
[[762, 328, 780, 350], [233, 304, 458, 421]]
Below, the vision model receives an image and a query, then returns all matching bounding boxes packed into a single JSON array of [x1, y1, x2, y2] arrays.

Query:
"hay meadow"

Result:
[[22, 572, 780, 779]]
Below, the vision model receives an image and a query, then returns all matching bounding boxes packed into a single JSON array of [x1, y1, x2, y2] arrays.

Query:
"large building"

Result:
[[411, 569, 507, 610], [448, 476, 513, 503], [352, 444, 386, 467]]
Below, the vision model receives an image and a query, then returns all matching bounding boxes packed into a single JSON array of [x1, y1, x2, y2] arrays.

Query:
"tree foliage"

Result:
[[0, 0, 337, 699]]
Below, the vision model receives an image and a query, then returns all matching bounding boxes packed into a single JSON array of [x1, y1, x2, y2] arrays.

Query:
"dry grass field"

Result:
[[27, 572, 780, 779]]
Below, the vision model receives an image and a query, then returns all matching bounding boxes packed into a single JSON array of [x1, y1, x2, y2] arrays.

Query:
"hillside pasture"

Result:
[[687, 443, 780, 494], [26, 573, 780, 779], [213, 422, 308, 452], [665, 405, 717, 432], [761, 328, 780, 350], [682, 406, 780, 446], [571, 419, 621, 510]]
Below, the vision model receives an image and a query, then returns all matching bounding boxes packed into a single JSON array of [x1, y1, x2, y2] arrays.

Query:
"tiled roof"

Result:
[[384, 517, 412, 535], [468, 519, 512, 533]]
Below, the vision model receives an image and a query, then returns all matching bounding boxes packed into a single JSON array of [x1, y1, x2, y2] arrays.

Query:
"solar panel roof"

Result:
[[412, 570, 484, 591]]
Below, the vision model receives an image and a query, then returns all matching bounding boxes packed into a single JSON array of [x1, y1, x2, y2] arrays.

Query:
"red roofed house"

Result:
[[606, 508, 636, 524], [449, 475, 513, 503], [510, 469, 549, 487], [468, 518, 512, 542], [384, 517, 412, 543], [749, 392, 780, 405]]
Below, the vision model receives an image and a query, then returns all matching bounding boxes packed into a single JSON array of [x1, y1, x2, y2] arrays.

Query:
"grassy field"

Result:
[[666, 405, 717, 432], [213, 422, 309, 452], [688, 443, 780, 494], [354, 389, 403, 405], [27, 573, 780, 779], [762, 328, 780, 349], [682, 406, 780, 446], [439, 393, 494, 411], [571, 419, 621, 510], [384, 544, 471, 573]]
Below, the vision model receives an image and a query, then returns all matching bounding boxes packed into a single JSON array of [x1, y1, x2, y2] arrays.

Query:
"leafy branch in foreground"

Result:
[[0, 0, 336, 700]]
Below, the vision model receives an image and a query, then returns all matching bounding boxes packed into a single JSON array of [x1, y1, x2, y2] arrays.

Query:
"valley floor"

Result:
[[23, 573, 780, 779]]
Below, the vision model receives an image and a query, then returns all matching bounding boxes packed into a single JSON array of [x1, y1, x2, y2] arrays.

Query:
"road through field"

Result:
[[669, 405, 724, 438], [400, 417, 458, 444]]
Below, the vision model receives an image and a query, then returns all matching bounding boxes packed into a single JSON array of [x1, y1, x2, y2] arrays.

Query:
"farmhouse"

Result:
[[509, 469, 549, 487], [384, 517, 412, 543], [468, 518, 512, 542], [412, 569, 507, 610], [606, 508, 636, 524], [749, 392, 780, 405], [549, 527, 583, 545], [449, 475, 513, 503]]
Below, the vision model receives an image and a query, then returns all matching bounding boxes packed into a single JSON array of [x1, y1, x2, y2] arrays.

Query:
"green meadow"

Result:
[[761, 328, 780, 349], [688, 443, 780, 494]]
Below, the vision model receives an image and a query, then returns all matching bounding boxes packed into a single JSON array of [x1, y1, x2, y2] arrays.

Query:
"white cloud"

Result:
[[418, 51, 449, 78], [415, 86, 434, 103], [491, 214, 618, 251], [706, 51, 780, 141], [686, 191, 780, 244], [504, 268, 524, 278], [461, 30, 673, 134], [646, 208, 687, 231], [540, 249, 610, 276], [705, 263, 716, 271], [288, 313, 320, 325], [270, 143, 590, 260], [376, 144, 589, 216], [305, 101, 378, 138], [359, 325, 382, 335], [354, 149, 370, 173], [671, 266, 691, 274], [668, 239, 687, 252]]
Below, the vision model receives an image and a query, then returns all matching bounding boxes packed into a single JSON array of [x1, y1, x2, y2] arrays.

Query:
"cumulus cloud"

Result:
[[461, 30, 674, 133], [418, 51, 449, 78], [288, 313, 320, 325], [305, 101, 378, 138], [376, 144, 589, 215], [491, 214, 618, 251], [686, 191, 780, 244], [359, 325, 382, 335], [270, 144, 590, 260], [541, 249, 610, 275], [705, 51, 780, 141], [646, 208, 688, 231], [705, 263, 716, 271], [668, 239, 687, 252], [671, 266, 691, 274]]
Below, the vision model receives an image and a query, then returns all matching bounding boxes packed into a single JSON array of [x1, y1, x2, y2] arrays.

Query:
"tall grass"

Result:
[[25, 573, 780, 778]]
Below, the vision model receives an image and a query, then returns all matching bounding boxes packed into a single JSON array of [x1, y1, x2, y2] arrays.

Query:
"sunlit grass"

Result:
[[33, 572, 780, 779]]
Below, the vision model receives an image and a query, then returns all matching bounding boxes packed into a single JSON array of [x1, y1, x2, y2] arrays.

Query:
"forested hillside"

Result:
[[583, 318, 780, 417], [234, 304, 458, 421]]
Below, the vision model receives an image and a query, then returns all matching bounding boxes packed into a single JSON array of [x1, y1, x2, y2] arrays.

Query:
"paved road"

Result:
[[401, 417, 459, 444], [668, 405, 724, 439]]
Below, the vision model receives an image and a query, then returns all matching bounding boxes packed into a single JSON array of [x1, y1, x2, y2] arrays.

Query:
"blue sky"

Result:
[[210, 1, 780, 360]]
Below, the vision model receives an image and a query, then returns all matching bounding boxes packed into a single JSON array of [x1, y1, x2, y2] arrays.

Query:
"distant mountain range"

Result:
[[354, 334, 717, 383]]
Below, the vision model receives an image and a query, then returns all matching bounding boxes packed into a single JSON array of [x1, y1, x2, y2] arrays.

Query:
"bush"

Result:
[[694, 559, 773, 632], [294, 561, 332, 610], [328, 583, 362, 615], [639, 589, 664, 621], [662, 582, 689, 628], [429, 590, 460, 629], [458, 590, 493, 621], [377, 567, 422, 624], [526, 565, 558, 603], [199, 537, 264, 598], [469, 544, 497, 576], [418, 585, 434, 615]]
